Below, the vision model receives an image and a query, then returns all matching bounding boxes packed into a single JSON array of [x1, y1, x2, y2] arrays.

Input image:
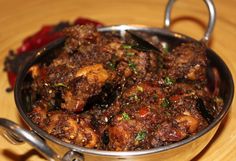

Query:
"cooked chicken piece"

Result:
[[108, 118, 144, 151], [176, 114, 200, 133], [28, 104, 47, 127], [76, 64, 109, 84], [43, 112, 79, 143], [61, 64, 109, 112], [164, 43, 207, 81], [63, 25, 102, 54], [156, 121, 187, 142], [34, 111, 101, 148], [75, 117, 100, 148]]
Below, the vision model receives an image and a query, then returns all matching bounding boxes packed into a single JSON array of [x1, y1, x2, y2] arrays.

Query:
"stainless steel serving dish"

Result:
[[0, 0, 234, 161]]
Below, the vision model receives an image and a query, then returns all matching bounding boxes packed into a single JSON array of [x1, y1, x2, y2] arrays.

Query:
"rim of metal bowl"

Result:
[[14, 25, 234, 157]]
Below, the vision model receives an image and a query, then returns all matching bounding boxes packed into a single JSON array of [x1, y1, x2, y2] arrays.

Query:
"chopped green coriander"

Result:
[[128, 61, 136, 68], [107, 61, 116, 70], [122, 112, 130, 120], [153, 94, 158, 100], [164, 77, 175, 85], [161, 42, 169, 54], [163, 47, 169, 54], [161, 98, 170, 108], [128, 61, 137, 74], [123, 44, 132, 49], [126, 52, 135, 56], [54, 83, 68, 88], [137, 85, 144, 92], [135, 131, 147, 141], [129, 94, 139, 101]]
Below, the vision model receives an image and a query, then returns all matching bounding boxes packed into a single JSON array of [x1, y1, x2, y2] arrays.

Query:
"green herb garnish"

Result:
[[107, 61, 116, 70], [128, 61, 137, 74], [153, 94, 158, 100], [164, 77, 175, 85], [126, 52, 135, 56], [129, 94, 139, 101], [161, 42, 169, 54], [161, 98, 170, 108], [54, 83, 68, 88], [122, 112, 130, 120], [123, 44, 132, 49], [137, 85, 144, 92], [135, 131, 147, 141]]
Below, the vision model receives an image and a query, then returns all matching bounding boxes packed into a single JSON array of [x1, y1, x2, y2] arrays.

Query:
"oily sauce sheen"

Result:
[[28, 25, 223, 151]]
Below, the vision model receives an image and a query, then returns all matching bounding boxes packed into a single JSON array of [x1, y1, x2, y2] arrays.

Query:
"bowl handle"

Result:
[[163, 0, 216, 44], [0, 118, 62, 161]]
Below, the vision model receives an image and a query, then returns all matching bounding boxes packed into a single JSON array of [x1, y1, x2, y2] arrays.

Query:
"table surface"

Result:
[[0, 0, 235, 160]]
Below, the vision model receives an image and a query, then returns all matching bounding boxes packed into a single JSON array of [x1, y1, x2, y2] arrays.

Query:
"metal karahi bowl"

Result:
[[0, 0, 234, 161]]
